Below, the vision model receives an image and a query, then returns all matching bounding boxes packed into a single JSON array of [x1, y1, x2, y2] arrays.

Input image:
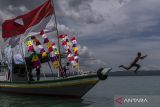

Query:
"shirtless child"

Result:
[[119, 52, 147, 73]]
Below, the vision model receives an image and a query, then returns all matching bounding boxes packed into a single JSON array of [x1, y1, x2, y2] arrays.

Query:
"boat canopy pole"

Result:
[[10, 47, 13, 82], [20, 43, 30, 81], [41, 65, 47, 80], [52, 0, 62, 77], [47, 55, 55, 77]]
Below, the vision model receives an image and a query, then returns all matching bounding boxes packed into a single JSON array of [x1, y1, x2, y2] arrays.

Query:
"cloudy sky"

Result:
[[0, 0, 160, 71]]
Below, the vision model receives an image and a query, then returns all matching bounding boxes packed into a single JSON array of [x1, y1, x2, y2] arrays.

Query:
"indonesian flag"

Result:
[[2, 0, 54, 39]]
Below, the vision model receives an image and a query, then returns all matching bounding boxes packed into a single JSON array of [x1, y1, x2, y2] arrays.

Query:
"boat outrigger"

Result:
[[0, 0, 111, 98]]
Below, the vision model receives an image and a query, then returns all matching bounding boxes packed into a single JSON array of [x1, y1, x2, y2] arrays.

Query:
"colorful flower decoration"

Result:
[[40, 30, 60, 69], [31, 36, 47, 58], [26, 40, 34, 52]]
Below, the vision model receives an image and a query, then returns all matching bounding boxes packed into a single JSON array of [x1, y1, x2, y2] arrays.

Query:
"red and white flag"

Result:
[[2, 0, 55, 39]]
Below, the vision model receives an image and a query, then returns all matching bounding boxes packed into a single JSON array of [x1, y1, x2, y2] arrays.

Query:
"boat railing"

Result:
[[0, 62, 96, 82]]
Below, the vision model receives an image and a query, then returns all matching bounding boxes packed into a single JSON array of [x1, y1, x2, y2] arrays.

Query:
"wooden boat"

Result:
[[0, 67, 111, 98]]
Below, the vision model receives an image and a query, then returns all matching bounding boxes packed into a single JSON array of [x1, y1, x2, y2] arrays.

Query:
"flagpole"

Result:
[[51, 0, 62, 77]]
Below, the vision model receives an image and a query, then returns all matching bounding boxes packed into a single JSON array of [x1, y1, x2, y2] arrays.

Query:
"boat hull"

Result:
[[0, 75, 99, 98]]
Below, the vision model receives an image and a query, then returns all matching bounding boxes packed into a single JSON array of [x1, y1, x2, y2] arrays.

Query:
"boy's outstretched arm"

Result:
[[140, 54, 148, 59]]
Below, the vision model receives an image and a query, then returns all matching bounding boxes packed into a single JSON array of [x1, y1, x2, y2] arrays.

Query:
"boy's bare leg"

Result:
[[119, 65, 129, 70], [134, 64, 141, 73]]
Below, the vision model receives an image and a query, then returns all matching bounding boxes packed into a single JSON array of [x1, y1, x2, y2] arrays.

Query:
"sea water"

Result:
[[0, 76, 160, 107]]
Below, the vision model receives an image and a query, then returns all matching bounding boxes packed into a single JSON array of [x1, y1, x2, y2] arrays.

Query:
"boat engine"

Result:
[[97, 68, 112, 80]]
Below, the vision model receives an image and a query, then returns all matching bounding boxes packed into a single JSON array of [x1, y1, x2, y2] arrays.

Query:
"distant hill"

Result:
[[109, 70, 160, 76]]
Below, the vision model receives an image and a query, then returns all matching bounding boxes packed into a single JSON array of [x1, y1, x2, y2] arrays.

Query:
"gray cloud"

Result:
[[0, 0, 45, 22], [56, 0, 104, 24], [7, 5, 28, 13], [78, 46, 106, 71], [119, 0, 130, 4], [0, 0, 160, 71]]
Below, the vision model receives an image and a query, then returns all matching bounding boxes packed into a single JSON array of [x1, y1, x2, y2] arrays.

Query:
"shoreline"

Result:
[[109, 70, 160, 76]]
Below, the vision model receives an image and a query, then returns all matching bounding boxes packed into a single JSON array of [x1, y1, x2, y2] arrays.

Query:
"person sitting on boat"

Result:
[[36, 66, 41, 81], [119, 52, 147, 73], [7, 62, 12, 80], [63, 62, 70, 77], [31, 52, 41, 81], [13, 54, 26, 77]]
